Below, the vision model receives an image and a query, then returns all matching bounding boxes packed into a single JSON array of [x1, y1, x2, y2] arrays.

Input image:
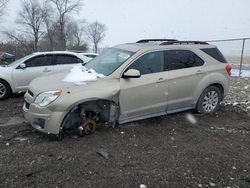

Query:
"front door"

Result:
[[119, 51, 168, 123]]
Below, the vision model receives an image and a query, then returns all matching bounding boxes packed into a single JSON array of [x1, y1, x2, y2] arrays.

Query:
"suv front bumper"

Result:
[[23, 92, 65, 135]]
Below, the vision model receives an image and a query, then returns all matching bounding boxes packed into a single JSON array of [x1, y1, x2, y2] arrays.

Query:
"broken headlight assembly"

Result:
[[34, 90, 61, 107]]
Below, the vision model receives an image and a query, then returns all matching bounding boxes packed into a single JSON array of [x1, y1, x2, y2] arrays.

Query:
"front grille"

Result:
[[27, 89, 34, 97]]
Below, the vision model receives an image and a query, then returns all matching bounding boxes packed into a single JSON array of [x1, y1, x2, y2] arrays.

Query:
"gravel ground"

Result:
[[0, 77, 249, 188], [223, 77, 250, 114]]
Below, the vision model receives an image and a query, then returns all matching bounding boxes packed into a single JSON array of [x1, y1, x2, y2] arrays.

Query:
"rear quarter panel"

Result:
[[192, 63, 230, 106]]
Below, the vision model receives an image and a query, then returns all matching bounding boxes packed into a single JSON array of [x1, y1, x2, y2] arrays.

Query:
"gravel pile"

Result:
[[222, 77, 250, 114]]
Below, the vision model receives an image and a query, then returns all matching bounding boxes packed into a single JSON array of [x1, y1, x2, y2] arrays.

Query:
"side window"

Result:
[[55, 55, 82, 65], [166, 50, 204, 71], [24, 55, 53, 68], [129, 51, 165, 75], [201, 48, 227, 63]]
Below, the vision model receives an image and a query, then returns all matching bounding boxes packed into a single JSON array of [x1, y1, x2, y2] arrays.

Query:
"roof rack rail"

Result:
[[160, 41, 209, 45], [136, 39, 178, 43]]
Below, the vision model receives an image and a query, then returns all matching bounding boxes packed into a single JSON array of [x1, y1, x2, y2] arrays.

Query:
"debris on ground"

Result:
[[97, 149, 110, 160], [209, 182, 216, 187], [139, 184, 147, 188], [14, 137, 28, 142]]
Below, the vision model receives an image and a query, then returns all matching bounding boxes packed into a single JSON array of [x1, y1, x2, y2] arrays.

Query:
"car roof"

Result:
[[114, 41, 217, 53], [31, 51, 91, 61], [32, 51, 81, 56]]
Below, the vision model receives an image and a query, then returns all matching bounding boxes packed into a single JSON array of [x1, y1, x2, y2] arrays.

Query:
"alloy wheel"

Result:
[[202, 90, 219, 112], [0, 83, 6, 98]]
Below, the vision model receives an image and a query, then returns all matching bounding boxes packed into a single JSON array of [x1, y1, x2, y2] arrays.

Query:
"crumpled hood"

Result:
[[29, 71, 73, 94], [28, 69, 112, 96]]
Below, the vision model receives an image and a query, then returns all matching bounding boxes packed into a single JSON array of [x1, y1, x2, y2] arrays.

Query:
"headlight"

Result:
[[34, 90, 61, 107]]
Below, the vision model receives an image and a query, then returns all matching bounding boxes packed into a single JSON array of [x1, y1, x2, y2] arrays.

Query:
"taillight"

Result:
[[226, 64, 232, 76]]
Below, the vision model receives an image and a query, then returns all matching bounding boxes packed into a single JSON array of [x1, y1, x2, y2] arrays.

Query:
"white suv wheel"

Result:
[[0, 80, 11, 100], [0, 83, 7, 98]]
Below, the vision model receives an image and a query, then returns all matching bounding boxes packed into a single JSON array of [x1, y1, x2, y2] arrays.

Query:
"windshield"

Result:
[[7, 54, 34, 67], [85, 48, 134, 76]]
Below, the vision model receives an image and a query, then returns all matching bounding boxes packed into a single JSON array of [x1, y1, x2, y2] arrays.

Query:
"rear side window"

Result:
[[55, 55, 82, 65], [165, 50, 204, 71], [201, 48, 227, 63], [129, 51, 165, 75]]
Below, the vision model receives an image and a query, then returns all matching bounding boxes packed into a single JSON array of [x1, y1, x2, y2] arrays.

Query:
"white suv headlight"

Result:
[[34, 90, 61, 107]]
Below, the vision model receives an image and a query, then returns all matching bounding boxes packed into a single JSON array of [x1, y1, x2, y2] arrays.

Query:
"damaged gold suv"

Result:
[[23, 39, 231, 139]]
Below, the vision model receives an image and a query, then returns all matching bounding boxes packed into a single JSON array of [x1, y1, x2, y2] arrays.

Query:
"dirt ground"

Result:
[[0, 78, 250, 188]]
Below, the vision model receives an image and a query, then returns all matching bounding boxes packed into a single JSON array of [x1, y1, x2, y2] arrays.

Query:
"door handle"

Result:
[[156, 77, 165, 83], [43, 69, 52, 72], [196, 70, 203, 74]]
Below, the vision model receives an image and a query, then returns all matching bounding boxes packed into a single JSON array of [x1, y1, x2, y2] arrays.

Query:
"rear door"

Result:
[[12, 54, 54, 91], [119, 50, 168, 122], [165, 49, 206, 112], [53, 54, 83, 72]]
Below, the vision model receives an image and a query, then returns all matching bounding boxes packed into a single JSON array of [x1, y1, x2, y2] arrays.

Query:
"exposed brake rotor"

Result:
[[83, 119, 96, 135]]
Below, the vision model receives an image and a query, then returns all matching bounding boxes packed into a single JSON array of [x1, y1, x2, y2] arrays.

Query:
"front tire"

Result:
[[0, 80, 11, 100], [196, 86, 222, 113]]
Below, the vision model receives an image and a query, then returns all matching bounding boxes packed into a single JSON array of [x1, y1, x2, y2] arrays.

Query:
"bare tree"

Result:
[[49, 0, 83, 50], [85, 21, 107, 53], [0, 0, 9, 18], [42, 2, 57, 50], [2, 30, 34, 56], [17, 0, 44, 51], [66, 19, 86, 46]]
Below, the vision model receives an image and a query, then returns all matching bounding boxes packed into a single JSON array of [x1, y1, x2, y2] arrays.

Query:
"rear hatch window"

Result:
[[201, 48, 227, 63]]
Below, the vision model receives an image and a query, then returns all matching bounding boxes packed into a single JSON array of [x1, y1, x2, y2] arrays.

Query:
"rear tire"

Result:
[[0, 80, 11, 100], [196, 86, 222, 113]]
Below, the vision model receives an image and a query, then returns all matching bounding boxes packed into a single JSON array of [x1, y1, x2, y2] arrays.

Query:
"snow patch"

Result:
[[63, 64, 105, 85], [231, 69, 250, 77]]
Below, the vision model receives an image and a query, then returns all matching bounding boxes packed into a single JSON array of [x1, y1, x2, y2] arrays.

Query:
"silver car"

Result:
[[0, 51, 91, 99], [23, 39, 231, 139]]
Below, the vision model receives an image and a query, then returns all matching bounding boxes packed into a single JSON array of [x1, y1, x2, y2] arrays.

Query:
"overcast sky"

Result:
[[2, 0, 250, 54]]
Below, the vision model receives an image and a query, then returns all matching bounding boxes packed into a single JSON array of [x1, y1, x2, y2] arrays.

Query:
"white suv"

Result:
[[0, 51, 91, 99]]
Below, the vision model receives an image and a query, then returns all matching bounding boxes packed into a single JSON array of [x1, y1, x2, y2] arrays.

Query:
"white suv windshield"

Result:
[[85, 48, 134, 76]]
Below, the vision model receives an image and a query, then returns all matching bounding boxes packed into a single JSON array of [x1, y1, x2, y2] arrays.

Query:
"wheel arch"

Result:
[[208, 83, 224, 96], [60, 99, 120, 129]]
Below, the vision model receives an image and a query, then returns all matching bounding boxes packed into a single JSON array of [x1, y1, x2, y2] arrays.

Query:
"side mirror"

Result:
[[123, 69, 141, 78], [19, 63, 26, 69]]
